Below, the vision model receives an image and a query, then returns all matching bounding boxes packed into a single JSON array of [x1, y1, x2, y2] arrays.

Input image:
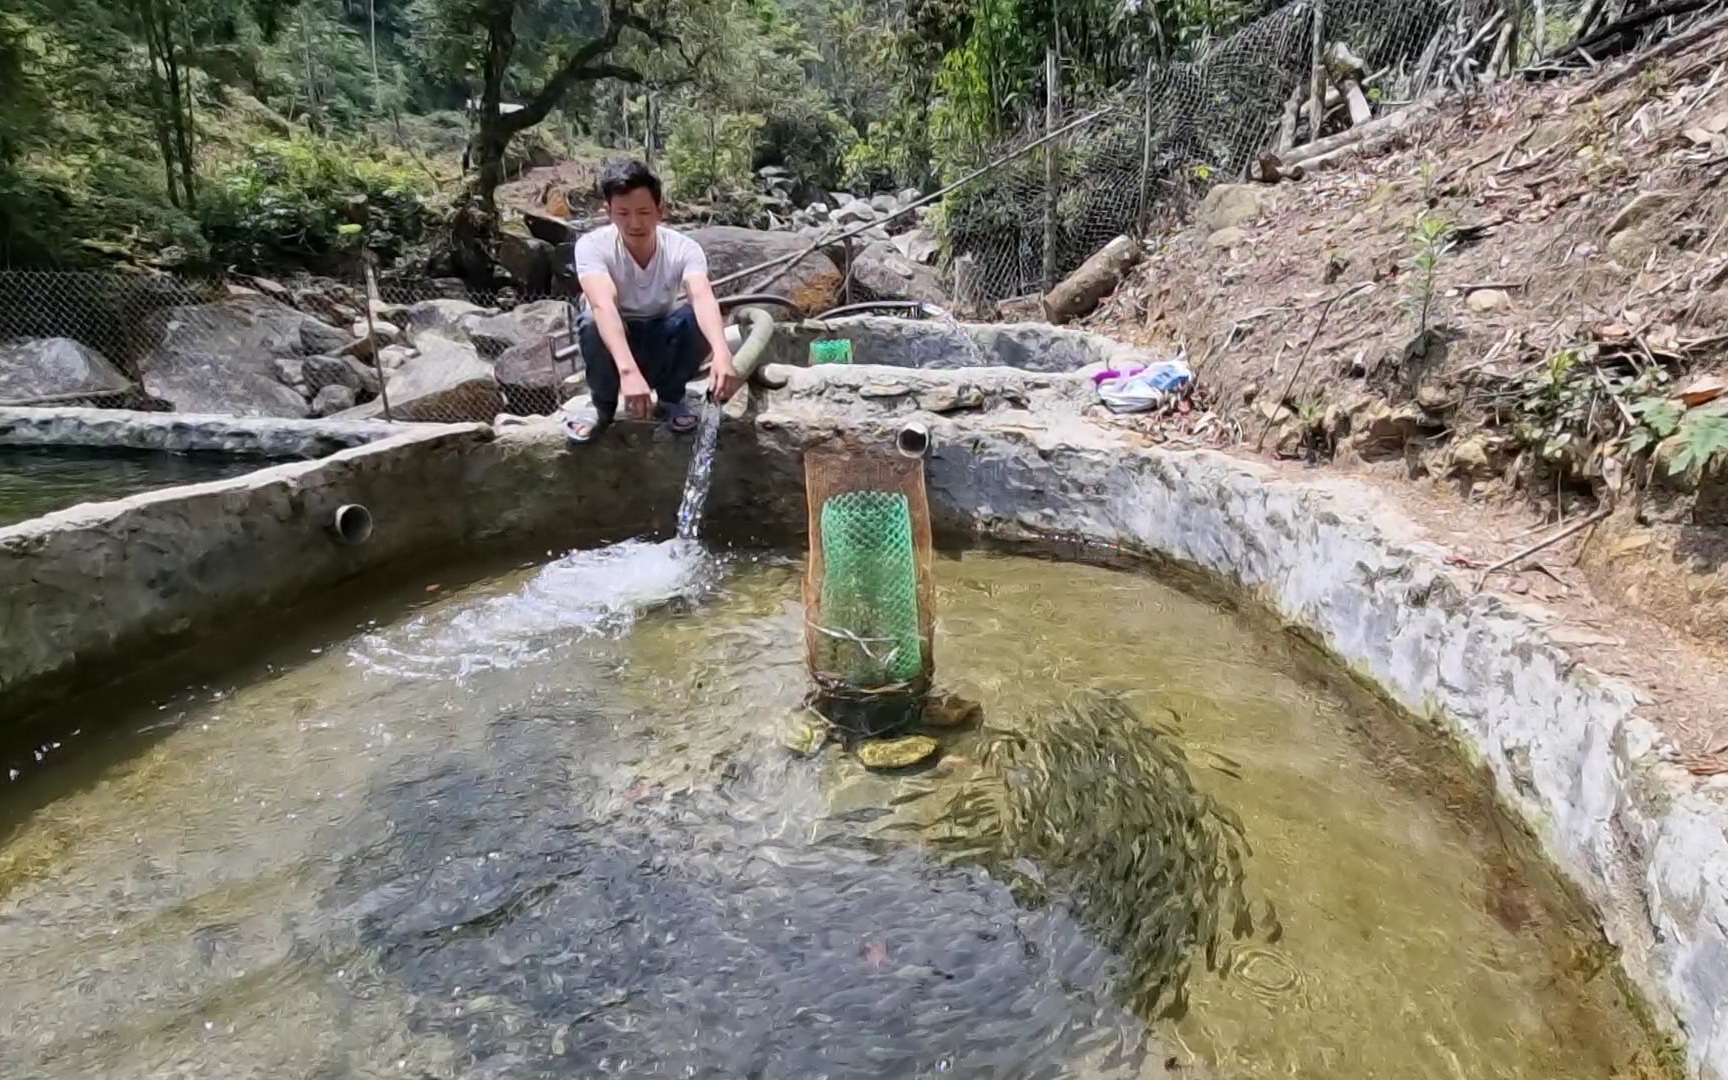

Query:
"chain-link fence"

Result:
[[0, 269, 587, 425], [937, 0, 1610, 311]]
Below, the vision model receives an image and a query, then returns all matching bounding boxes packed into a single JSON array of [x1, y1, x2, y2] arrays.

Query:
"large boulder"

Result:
[[497, 230, 558, 296], [682, 226, 844, 316], [403, 298, 495, 346], [494, 338, 580, 416], [0, 337, 133, 404], [850, 241, 947, 306], [375, 333, 500, 422], [465, 299, 571, 358], [138, 294, 353, 417]]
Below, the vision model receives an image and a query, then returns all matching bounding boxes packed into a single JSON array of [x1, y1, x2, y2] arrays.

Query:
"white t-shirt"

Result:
[[571, 224, 709, 319]]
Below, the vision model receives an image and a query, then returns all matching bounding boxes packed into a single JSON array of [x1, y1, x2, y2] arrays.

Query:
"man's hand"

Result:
[[709, 350, 743, 404], [619, 367, 653, 418]]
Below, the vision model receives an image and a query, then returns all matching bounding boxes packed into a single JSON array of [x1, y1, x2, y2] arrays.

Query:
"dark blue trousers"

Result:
[[576, 303, 709, 421]]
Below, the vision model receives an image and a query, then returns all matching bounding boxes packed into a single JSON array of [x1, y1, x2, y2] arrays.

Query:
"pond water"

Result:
[[0, 446, 272, 528], [0, 541, 1668, 1079]]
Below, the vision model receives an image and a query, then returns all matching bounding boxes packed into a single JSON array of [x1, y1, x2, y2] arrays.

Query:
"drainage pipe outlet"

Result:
[[895, 422, 932, 459], [330, 503, 374, 546]]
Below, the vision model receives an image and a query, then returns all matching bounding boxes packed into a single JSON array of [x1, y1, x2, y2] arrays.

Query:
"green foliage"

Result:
[[199, 134, 435, 269], [1666, 408, 1728, 478], [1405, 209, 1454, 342]]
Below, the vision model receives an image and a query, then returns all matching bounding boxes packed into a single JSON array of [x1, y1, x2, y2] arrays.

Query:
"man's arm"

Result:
[[683, 272, 742, 403]]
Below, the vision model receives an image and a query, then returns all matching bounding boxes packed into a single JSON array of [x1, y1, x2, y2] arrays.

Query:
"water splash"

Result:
[[675, 396, 724, 541], [351, 538, 716, 680]]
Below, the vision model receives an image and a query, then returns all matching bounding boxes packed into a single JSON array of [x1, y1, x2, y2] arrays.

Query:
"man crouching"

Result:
[[565, 159, 743, 442]]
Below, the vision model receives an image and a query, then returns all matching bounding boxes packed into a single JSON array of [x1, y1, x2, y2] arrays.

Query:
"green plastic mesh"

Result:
[[810, 338, 853, 365], [815, 490, 924, 687]]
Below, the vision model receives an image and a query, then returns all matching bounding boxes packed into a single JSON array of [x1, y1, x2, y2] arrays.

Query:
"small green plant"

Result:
[[1417, 160, 1438, 203], [1664, 406, 1728, 478], [1405, 210, 1455, 347]]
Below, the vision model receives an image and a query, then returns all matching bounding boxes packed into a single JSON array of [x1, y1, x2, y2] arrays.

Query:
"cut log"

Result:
[[1041, 235, 1143, 325]]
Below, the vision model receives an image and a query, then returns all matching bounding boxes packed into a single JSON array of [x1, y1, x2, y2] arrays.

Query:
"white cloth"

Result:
[[571, 224, 709, 319]]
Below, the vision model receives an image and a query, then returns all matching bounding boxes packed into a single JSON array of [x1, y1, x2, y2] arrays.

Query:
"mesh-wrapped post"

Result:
[[803, 439, 936, 738], [810, 338, 853, 365]]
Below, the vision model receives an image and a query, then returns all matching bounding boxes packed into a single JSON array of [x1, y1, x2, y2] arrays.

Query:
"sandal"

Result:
[[658, 400, 699, 435], [562, 406, 612, 444]]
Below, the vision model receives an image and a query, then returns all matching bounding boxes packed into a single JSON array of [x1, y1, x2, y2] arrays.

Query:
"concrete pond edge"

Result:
[[1, 358, 1725, 1076], [0, 405, 409, 458]]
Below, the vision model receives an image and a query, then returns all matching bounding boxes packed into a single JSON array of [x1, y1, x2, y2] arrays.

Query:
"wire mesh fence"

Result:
[[938, 0, 1602, 312], [0, 269, 587, 425]]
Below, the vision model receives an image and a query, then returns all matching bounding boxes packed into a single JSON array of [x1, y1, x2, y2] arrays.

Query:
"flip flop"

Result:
[[658, 400, 699, 435], [563, 406, 612, 444]]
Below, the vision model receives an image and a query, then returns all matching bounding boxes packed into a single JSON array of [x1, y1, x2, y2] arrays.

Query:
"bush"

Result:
[[199, 133, 435, 271]]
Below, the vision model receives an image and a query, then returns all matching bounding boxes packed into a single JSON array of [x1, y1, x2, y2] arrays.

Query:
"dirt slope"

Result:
[[1085, 27, 1728, 759]]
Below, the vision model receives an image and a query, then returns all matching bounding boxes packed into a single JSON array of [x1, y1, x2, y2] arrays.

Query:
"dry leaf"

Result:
[[1677, 375, 1728, 408]]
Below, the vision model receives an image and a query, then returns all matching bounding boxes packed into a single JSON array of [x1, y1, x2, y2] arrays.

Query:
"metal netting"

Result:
[[936, 0, 1596, 312], [0, 268, 585, 424], [802, 439, 937, 735]]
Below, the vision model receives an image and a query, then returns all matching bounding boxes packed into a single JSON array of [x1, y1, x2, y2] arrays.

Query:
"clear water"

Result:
[[0, 446, 270, 528], [0, 545, 1669, 1079], [675, 397, 724, 541]]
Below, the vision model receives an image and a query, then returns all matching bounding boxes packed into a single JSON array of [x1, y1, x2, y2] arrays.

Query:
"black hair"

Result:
[[597, 158, 663, 204]]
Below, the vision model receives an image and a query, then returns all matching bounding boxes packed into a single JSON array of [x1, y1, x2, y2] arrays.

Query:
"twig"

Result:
[[1473, 507, 1612, 592], [1253, 283, 1369, 452]]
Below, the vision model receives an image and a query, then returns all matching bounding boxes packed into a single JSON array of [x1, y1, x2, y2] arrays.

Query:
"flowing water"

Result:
[[0, 545, 1668, 1079], [0, 446, 271, 528], [675, 397, 724, 541]]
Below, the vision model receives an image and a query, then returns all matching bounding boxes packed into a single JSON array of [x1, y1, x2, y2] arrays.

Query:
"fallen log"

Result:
[[1041, 235, 1143, 325]]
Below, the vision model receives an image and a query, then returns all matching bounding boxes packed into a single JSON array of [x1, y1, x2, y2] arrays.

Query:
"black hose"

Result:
[[812, 300, 947, 321], [718, 293, 807, 319]]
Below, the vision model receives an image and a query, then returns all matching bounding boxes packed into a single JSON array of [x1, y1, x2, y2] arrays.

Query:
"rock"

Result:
[[1604, 191, 1685, 237], [1416, 384, 1455, 411], [522, 209, 581, 247], [495, 338, 579, 414], [138, 294, 357, 417], [376, 344, 416, 371], [1353, 403, 1422, 461], [291, 282, 363, 326], [346, 317, 401, 361], [270, 356, 305, 388], [890, 228, 940, 266], [1447, 434, 1495, 476], [465, 299, 571, 358], [779, 709, 829, 756], [310, 383, 357, 416], [684, 226, 844, 315], [850, 241, 948, 305], [497, 230, 559, 295], [870, 194, 897, 214], [377, 332, 500, 422], [300, 319, 353, 356], [1196, 184, 1264, 232], [302, 354, 365, 393], [833, 200, 876, 226], [1206, 226, 1248, 249], [0, 337, 134, 404], [403, 298, 495, 346], [922, 695, 981, 729], [1466, 288, 1511, 314], [856, 734, 939, 770]]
